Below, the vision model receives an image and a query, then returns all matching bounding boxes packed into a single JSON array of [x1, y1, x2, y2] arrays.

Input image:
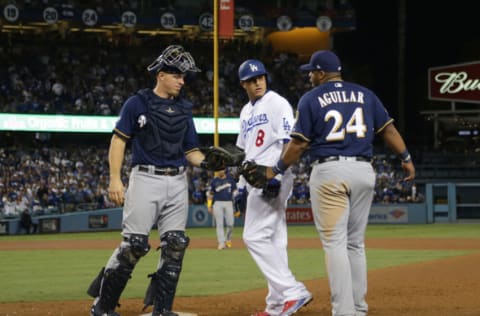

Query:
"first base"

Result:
[[140, 313, 197, 316]]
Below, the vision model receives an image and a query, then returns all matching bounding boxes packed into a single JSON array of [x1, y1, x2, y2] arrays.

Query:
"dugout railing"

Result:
[[426, 182, 480, 222]]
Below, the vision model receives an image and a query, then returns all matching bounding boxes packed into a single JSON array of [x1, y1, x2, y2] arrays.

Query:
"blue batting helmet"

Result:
[[238, 59, 267, 81]]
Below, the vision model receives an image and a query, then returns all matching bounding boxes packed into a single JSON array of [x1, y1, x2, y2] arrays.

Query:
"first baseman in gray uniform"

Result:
[[87, 45, 220, 316], [264, 50, 415, 316]]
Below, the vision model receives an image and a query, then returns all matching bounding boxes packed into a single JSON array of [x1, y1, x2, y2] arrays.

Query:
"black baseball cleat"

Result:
[[90, 303, 120, 316]]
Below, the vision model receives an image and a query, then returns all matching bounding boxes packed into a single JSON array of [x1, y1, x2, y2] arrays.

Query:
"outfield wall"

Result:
[[0, 203, 428, 235]]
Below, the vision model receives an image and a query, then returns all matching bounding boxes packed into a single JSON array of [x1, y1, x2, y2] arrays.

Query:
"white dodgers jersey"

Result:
[[236, 90, 294, 165]]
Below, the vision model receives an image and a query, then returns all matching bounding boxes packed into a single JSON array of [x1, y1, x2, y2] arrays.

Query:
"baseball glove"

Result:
[[201, 146, 245, 171], [240, 160, 268, 188]]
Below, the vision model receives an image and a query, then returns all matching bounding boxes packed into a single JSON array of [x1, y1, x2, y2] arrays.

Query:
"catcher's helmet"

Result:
[[238, 59, 267, 81], [147, 45, 201, 74]]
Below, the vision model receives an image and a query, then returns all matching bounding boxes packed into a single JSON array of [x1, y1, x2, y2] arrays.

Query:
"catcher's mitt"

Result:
[[240, 160, 268, 188], [201, 146, 245, 171]]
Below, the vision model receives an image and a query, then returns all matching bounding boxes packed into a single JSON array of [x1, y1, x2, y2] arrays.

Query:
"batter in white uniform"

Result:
[[236, 59, 312, 316]]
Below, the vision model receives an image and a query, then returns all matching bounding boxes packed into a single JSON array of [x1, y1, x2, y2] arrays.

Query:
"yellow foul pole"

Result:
[[213, 0, 219, 147]]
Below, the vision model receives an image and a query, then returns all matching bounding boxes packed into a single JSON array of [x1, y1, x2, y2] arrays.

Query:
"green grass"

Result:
[[1, 223, 479, 241], [364, 223, 480, 238], [0, 224, 478, 302], [0, 247, 475, 302]]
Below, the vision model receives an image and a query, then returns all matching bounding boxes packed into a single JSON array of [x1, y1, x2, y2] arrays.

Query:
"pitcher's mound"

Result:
[[140, 313, 197, 316]]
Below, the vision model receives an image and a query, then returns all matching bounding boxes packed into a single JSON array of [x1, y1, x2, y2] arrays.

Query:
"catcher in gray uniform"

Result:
[[242, 50, 415, 316], [87, 45, 235, 316]]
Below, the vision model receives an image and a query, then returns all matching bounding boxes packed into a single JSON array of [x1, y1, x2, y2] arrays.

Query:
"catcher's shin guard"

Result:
[[87, 267, 105, 298], [89, 235, 150, 313], [143, 231, 189, 314], [91, 265, 133, 313]]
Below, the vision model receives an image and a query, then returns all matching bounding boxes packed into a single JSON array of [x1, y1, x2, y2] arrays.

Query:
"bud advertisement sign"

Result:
[[429, 61, 480, 103]]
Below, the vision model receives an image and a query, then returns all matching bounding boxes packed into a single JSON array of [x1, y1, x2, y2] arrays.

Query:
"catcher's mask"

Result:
[[147, 45, 201, 74]]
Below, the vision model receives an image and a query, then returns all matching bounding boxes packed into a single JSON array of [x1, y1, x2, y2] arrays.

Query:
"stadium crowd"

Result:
[[0, 143, 421, 220], [0, 34, 307, 118], [0, 35, 422, 220]]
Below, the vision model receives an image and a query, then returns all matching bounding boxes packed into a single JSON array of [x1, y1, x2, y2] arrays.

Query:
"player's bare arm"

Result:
[[108, 134, 127, 206], [266, 137, 309, 179], [378, 123, 416, 181], [185, 149, 206, 167]]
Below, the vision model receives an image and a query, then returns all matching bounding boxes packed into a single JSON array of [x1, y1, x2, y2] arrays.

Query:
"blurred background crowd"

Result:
[[0, 35, 306, 118], [0, 142, 422, 219]]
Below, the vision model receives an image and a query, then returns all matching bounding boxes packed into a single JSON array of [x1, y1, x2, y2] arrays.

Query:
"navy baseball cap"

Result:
[[299, 50, 342, 72]]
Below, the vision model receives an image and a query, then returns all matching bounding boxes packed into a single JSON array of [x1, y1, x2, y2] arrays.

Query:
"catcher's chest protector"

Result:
[[136, 89, 190, 159]]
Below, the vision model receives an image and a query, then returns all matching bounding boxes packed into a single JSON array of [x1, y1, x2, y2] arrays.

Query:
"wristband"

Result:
[[272, 159, 289, 175], [399, 149, 411, 163], [207, 199, 213, 208]]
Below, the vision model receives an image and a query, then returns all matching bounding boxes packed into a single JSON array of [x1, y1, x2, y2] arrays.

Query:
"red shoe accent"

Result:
[[279, 295, 313, 316]]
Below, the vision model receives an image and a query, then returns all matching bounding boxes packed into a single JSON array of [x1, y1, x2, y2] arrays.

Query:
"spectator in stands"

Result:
[[292, 179, 309, 205], [3, 193, 17, 217], [36, 181, 49, 208], [19, 208, 37, 234], [15, 192, 29, 214]]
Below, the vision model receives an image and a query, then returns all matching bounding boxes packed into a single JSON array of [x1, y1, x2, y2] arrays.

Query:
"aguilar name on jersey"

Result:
[[236, 90, 295, 166], [291, 81, 393, 158]]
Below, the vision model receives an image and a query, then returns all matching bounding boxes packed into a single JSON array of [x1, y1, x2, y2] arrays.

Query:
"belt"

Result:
[[314, 156, 372, 164], [136, 165, 185, 176]]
